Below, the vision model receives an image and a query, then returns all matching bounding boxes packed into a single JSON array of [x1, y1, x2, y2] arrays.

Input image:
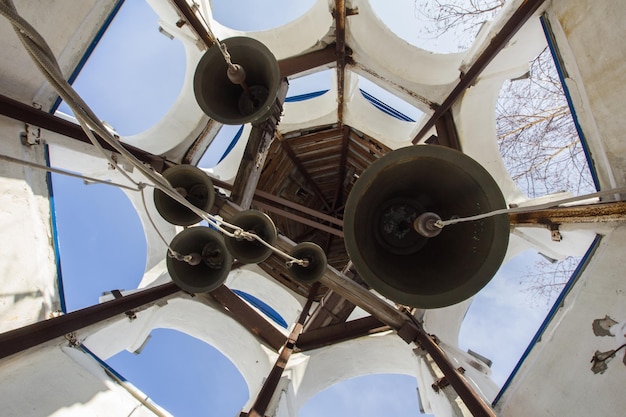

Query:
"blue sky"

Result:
[[49, 1, 585, 416]]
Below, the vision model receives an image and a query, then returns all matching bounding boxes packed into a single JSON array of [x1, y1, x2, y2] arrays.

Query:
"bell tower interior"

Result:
[[1, 1, 625, 416]]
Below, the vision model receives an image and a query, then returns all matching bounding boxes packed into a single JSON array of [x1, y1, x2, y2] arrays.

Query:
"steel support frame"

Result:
[[0, 94, 167, 171], [0, 283, 180, 361], [245, 285, 318, 417]]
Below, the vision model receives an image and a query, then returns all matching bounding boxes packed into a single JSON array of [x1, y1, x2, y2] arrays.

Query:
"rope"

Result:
[[0, 153, 141, 192], [0, 0, 306, 267]]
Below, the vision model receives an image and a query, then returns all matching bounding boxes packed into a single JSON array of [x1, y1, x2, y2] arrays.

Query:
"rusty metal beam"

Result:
[[297, 315, 390, 351], [278, 44, 337, 77], [335, 0, 347, 124], [412, 0, 547, 144], [170, 0, 214, 48], [246, 285, 318, 417], [434, 110, 462, 150], [0, 283, 180, 360], [0, 94, 167, 171], [509, 201, 626, 225], [208, 285, 286, 352]]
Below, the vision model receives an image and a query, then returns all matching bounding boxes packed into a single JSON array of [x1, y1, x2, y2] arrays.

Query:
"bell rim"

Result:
[[344, 145, 510, 309], [153, 164, 215, 226], [166, 226, 232, 293], [193, 36, 281, 125], [225, 209, 277, 264]]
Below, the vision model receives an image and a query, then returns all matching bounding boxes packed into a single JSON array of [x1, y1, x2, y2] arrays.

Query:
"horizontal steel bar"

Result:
[[0, 283, 180, 360]]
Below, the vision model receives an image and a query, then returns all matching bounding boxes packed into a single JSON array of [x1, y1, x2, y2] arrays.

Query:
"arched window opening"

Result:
[[369, 0, 504, 53], [232, 289, 288, 328], [211, 0, 317, 31], [51, 171, 146, 312], [496, 47, 596, 198], [286, 69, 333, 101], [198, 124, 245, 169], [359, 76, 423, 122], [55, 1, 186, 136], [458, 248, 591, 387], [300, 374, 428, 417], [106, 328, 249, 417]]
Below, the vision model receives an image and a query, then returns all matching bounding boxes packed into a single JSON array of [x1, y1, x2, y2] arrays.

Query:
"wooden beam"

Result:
[[332, 125, 351, 209], [276, 132, 333, 212], [253, 201, 344, 238], [230, 80, 288, 209]]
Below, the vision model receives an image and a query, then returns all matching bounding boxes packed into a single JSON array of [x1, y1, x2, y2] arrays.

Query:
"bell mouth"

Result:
[[193, 36, 280, 125], [343, 145, 509, 309]]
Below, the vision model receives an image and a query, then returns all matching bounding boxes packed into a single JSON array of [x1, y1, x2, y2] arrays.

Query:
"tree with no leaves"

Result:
[[416, 0, 595, 303]]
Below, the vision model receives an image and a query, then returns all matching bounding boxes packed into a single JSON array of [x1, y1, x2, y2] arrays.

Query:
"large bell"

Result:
[[193, 37, 281, 125], [288, 242, 327, 284], [154, 164, 215, 226], [166, 227, 232, 293], [344, 145, 509, 309], [224, 210, 277, 264]]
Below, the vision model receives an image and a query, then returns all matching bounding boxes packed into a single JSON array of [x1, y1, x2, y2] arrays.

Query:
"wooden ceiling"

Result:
[[252, 124, 391, 300]]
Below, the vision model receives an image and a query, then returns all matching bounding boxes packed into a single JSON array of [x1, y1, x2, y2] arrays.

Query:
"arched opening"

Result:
[[198, 125, 245, 169], [299, 374, 428, 416], [55, 0, 186, 136], [358, 76, 423, 122], [458, 248, 589, 386], [105, 328, 249, 417], [496, 47, 596, 198], [287, 69, 333, 100], [369, 0, 501, 53], [51, 172, 146, 312], [211, 0, 317, 31]]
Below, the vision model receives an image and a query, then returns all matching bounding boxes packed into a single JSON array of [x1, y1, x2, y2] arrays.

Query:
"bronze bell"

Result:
[[153, 164, 215, 226], [224, 210, 277, 264], [288, 242, 327, 283], [193, 36, 280, 125], [166, 227, 232, 293], [343, 145, 509, 309]]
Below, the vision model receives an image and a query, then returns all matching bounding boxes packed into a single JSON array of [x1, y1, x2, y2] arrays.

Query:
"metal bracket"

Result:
[[21, 124, 41, 146], [432, 367, 466, 392], [111, 290, 137, 321], [549, 224, 562, 242]]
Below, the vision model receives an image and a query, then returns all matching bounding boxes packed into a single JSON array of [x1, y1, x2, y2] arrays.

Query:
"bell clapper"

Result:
[[413, 212, 443, 238]]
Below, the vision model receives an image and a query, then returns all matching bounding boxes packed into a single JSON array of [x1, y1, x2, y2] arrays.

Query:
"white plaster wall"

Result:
[[0, 119, 58, 332], [0, 341, 167, 417], [291, 333, 419, 409], [497, 225, 626, 416], [83, 294, 275, 397]]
